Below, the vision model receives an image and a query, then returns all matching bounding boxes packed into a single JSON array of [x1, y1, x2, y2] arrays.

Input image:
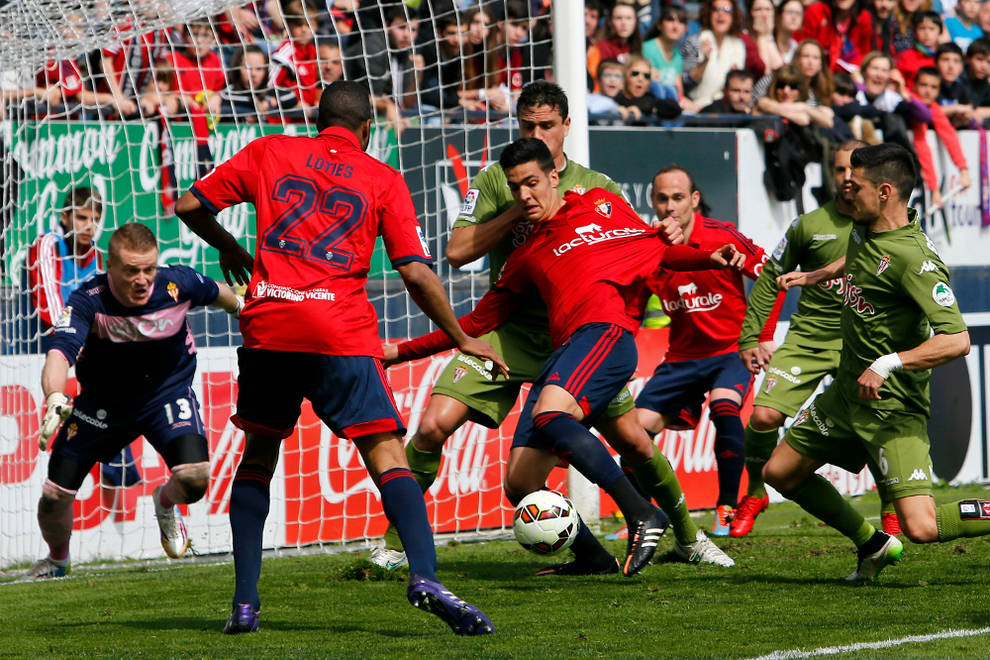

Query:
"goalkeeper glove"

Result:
[[232, 294, 245, 318], [40, 392, 73, 450]]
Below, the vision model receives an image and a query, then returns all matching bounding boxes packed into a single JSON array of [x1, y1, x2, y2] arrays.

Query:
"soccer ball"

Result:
[[512, 490, 579, 555]]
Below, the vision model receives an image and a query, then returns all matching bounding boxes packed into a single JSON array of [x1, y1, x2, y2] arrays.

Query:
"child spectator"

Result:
[[832, 71, 883, 141], [756, 63, 835, 127], [614, 54, 682, 122], [896, 10, 941, 85], [494, 1, 551, 95], [701, 70, 756, 113], [460, 4, 510, 114], [421, 14, 468, 111], [911, 66, 972, 208], [748, 0, 785, 73], [935, 42, 975, 128], [891, 0, 928, 54], [588, 59, 636, 121], [795, 0, 874, 73], [682, 0, 765, 108], [587, 1, 643, 89], [775, 0, 805, 64], [143, 62, 182, 117], [218, 45, 299, 123], [642, 5, 687, 100], [166, 19, 226, 110], [963, 37, 990, 122], [946, 0, 983, 51], [271, 0, 320, 109], [100, 29, 170, 118]]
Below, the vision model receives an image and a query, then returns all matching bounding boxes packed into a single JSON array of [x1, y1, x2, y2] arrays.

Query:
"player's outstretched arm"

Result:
[[777, 256, 845, 291], [39, 351, 72, 449], [446, 206, 522, 268], [211, 282, 245, 317], [175, 191, 254, 286], [395, 261, 509, 377]]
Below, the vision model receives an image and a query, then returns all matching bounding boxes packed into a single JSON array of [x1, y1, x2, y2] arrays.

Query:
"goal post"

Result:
[[0, 1, 589, 569]]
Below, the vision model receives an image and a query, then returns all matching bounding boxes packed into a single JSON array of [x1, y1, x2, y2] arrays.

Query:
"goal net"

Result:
[[0, 0, 556, 568]]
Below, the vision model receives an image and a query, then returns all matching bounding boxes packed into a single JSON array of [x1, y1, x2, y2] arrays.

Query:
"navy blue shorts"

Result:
[[636, 352, 753, 430], [513, 323, 637, 450], [233, 347, 405, 440], [50, 384, 207, 489]]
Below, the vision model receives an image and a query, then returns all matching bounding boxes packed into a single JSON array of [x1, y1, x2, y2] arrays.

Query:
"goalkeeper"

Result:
[[27, 224, 242, 579], [374, 81, 734, 574]]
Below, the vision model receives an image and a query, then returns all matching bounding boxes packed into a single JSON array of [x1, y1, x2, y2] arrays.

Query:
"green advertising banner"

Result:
[[1, 120, 399, 287]]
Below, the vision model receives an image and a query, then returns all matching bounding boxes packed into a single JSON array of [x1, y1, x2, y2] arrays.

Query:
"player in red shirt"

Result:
[[635, 166, 781, 536], [175, 81, 503, 636], [391, 138, 744, 577]]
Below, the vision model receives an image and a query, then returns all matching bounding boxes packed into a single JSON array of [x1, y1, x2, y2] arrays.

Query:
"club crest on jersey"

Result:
[[932, 281, 956, 307], [763, 375, 778, 394], [167, 281, 180, 302], [594, 199, 612, 218], [55, 306, 72, 328], [876, 256, 891, 275], [452, 366, 467, 383]]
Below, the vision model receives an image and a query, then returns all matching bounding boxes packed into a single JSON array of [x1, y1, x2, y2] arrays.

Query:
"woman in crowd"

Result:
[[642, 4, 688, 101], [869, 0, 900, 56], [796, 0, 874, 72], [775, 0, 804, 65], [216, 45, 299, 122], [756, 63, 835, 127], [682, 0, 765, 107], [588, 2, 643, 90], [748, 0, 785, 74], [460, 4, 510, 114]]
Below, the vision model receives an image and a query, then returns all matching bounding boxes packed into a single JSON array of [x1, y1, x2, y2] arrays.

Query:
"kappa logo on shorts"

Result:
[[763, 375, 778, 394], [452, 366, 468, 383]]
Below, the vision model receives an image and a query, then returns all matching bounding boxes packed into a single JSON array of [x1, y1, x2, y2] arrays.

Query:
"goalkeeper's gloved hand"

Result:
[[39, 392, 73, 450]]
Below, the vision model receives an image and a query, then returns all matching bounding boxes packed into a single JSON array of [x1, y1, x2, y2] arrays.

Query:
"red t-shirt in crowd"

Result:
[[102, 30, 169, 97], [647, 213, 781, 362], [167, 49, 226, 97], [272, 39, 319, 106], [191, 127, 433, 356]]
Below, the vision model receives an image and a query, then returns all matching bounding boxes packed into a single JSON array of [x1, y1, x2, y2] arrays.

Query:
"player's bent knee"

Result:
[[413, 415, 454, 452], [39, 480, 75, 514], [172, 462, 210, 502], [750, 407, 785, 431], [900, 517, 939, 544]]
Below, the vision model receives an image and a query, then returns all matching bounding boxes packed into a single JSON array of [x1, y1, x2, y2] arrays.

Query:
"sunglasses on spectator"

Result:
[[712, 6, 734, 14], [628, 70, 650, 78], [778, 81, 800, 90]]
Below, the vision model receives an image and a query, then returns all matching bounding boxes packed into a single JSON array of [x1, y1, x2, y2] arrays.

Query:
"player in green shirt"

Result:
[[372, 82, 734, 573], [764, 144, 987, 581], [732, 141, 884, 538]]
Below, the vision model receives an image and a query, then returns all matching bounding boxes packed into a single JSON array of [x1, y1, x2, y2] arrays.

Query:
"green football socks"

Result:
[[630, 446, 699, 545], [383, 441, 443, 552], [781, 474, 874, 546], [742, 425, 778, 499], [936, 500, 990, 541]]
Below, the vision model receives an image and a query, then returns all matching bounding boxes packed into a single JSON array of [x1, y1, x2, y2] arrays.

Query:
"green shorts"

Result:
[[784, 385, 934, 501], [430, 320, 634, 428], [754, 342, 840, 417]]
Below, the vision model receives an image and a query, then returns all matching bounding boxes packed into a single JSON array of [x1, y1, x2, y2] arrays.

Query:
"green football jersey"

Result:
[[835, 211, 967, 416], [453, 159, 624, 331], [740, 200, 853, 351]]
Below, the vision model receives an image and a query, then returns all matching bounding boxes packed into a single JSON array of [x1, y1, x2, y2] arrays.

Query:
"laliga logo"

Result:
[[662, 281, 724, 313]]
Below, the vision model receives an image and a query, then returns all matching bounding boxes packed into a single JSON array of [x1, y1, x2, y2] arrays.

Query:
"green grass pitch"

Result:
[[2, 484, 989, 658]]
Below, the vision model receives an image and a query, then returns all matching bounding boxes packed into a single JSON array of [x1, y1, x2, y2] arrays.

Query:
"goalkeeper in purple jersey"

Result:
[[26, 223, 243, 580]]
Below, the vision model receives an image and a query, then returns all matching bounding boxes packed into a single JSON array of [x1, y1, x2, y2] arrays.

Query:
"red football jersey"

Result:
[[37, 59, 84, 99], [191, 127, 432, 356], [398, 189, 715, 360], [102, 30, 168, 97], [647, 213, 779, 361]]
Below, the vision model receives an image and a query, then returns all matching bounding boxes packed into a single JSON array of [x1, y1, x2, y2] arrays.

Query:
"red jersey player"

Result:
[[175, 81, 503, 636], [634, 166, 782, 536], [390, 138, 744, 577]]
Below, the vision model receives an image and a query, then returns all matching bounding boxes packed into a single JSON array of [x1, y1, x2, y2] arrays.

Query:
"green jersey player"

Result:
[[373, 82, 734, 573], [732, 141, 870, 538], [764, 143, 987, 581]]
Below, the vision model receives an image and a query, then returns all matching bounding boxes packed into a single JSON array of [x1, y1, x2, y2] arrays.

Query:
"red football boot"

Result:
[[729, 494, 769, 537]]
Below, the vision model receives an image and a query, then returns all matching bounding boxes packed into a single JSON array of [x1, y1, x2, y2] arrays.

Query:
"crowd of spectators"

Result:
[[2, 0, 986, 202]]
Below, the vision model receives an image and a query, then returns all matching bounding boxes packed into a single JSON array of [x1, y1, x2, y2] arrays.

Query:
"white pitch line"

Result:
[[748, 627, 990, 659]]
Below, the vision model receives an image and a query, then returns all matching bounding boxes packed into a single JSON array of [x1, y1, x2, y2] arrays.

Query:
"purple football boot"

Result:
[[407, 574, 495, 636]]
